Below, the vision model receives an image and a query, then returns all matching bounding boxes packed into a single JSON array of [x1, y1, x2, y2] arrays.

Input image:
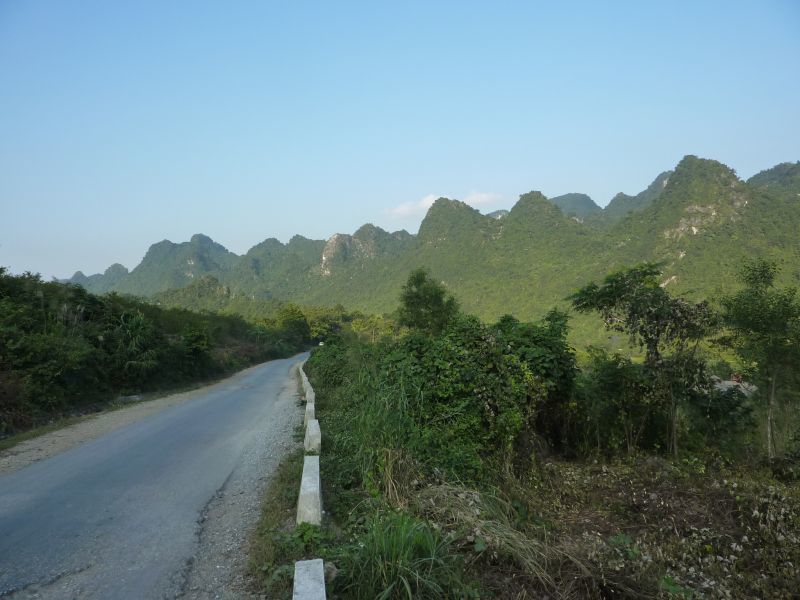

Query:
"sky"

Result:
[[1, 1, 798, 279]]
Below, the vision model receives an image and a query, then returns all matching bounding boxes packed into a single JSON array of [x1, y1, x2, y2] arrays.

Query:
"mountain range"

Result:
[[69, 156, 800, 333]]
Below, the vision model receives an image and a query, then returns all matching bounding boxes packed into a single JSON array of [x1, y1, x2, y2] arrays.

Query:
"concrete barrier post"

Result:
[[293, 558, 326, 599], [304, 419, 321, 453], [304, 402, 315, 426], [297, 455, 322, 525]]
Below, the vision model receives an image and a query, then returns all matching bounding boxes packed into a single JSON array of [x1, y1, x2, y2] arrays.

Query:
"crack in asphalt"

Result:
[[1, 564, 94, 598]]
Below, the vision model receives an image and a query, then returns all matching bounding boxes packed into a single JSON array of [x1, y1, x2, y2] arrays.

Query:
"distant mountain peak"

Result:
[[418, 197, 491, 246], [747, 161, 800, 197], [509, 191, 562, 217], [674, 154, 736, 177], [548, 193, 601, 220], [353, 223, 388, 241], [190, 233, 213, 244], [320, 224, 415, 276], [104, 263, 129, 276], [596, 170, 673, 224]]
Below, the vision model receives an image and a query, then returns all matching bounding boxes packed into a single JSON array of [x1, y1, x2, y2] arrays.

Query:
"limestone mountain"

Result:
[[596, 156, 800, 297], [111, 234, 238, 297], [68, 156, 800, 341], [321, 224, 414, 276], [69, 263, 129, 294], [229, 235, 324, 299]]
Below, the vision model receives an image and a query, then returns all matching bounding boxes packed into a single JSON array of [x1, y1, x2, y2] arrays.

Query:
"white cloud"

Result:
[[387, 193, 439, 218], [463, 191, 502, 206], [388, 191, 502, 219]]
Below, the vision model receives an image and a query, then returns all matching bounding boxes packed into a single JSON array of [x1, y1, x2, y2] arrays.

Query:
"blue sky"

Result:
[[1, 1, 798, 279]]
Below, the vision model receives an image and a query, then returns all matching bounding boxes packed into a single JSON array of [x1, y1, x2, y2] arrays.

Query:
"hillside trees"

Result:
[[720, 259, 800, 458]]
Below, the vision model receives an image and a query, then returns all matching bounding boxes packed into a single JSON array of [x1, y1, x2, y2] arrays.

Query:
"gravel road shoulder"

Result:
[[178, 370, 301, 599]]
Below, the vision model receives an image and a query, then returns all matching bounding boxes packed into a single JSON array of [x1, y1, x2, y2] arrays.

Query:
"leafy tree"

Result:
[[493, 310, 577, 451], [575, 347, 653, 455], [351, 313, 396, 343], [304, 304, 349, 343], [276, 303, 311, 348], [397, 268, 459, 335], [720, 259, 800, 459], [570, 263, 716, 455]]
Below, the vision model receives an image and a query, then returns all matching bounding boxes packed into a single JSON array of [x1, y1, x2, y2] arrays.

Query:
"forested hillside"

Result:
[[69, 157, 800, 344]]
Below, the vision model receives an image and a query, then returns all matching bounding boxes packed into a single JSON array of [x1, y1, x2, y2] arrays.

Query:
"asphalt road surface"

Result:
[[0, 354, 306, 599]]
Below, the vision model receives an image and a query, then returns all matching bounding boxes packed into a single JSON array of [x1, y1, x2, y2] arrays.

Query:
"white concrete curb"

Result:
[[293, 558, 326, 599], [305, 418, 321, 454], [304, 402, 315, 426], [297, 455, 321, 525], [294, 362, 326, 597]]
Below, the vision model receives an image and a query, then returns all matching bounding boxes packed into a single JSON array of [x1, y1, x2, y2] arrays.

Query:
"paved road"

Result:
[[0, 354, 306, 599]]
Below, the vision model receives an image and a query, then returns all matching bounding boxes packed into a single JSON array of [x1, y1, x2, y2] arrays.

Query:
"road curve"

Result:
[[0, 353, 307, 599]]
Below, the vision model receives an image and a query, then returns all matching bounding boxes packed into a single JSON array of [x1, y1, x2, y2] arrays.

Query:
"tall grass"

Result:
[[336, 511, 475, 599]]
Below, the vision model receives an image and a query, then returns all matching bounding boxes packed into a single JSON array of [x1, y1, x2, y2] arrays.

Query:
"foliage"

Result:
[[0, 267, 308, 435], [573, 347, 656, 455], [279, 264, 800, 599], [350, 312, 397, 342], [720, 259, 800, 458], [570, 263, 717, 455], [303, 328, 800, 598], [275, 303, 311, 348], [397, 268, 460, 335]]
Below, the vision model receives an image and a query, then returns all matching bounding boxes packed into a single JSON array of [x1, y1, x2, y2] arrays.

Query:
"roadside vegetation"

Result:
[[252, 262, 799, 599], [0, 267, 349, 437]]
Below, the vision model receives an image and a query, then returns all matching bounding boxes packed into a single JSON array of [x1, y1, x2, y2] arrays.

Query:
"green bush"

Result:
[[308, 311, 576, 487]]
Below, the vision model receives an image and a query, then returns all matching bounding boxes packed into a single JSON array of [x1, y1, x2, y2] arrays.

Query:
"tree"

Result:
[[276, 303, 311, 349], [351, 313, 395, 343], [570, 264, 716, 456], [397, 268, 459, 335], [720, 259, 800, 459]]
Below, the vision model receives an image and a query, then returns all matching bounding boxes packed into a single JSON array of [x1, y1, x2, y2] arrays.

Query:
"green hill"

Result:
[[69, 156, 800, 347]]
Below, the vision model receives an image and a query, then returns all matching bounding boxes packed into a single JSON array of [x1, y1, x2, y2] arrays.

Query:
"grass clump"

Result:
[[335, 511, 476, 599]]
